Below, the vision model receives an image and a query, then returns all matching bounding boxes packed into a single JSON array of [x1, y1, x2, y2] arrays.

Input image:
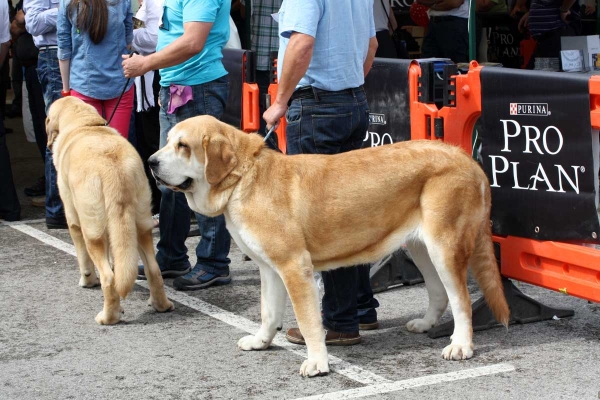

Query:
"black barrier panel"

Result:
[[480, 68, 600, 240], [363, 58, 412, 147], [222, 49, 255, 129]]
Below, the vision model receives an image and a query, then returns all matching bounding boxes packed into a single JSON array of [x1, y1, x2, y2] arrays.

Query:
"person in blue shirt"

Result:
[[122, 0, 232, 291], [263, 0, 380, 345], [57, 0, 134, 138], [23, 0, 68, 229]]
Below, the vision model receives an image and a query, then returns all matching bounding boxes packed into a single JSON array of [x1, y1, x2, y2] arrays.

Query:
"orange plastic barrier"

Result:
[[241, 53, 260, 133], [409, 61, 600, 304]]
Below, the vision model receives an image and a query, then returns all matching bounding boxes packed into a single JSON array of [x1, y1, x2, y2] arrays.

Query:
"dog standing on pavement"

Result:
[[149, 115, 510, 377], [46, 97, 174, 325]]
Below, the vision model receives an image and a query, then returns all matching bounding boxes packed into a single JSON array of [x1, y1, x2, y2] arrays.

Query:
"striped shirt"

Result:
[[528, 0, 579, 38], [241, 0, 282, 71]]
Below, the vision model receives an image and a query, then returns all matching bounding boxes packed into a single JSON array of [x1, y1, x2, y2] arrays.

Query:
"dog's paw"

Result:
[[237, 335, 270, 351], [95, 310, 121, 325], [299, 359, 329, 378], [442, 342, 474, 360], [150, 298, 174, 313], [406, 318, 434, 333], [79, 274, 100, 288]]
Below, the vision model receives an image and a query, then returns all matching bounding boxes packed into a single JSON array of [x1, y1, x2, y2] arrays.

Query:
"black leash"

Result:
[[264, 125, 283, 153], [106, 51, 138, 127]]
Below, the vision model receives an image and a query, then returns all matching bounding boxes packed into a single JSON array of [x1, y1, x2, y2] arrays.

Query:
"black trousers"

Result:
[[375, 30, 398, 59], [0, 107, 21, 221], [24, 63, 47, 162], [134, 70, 162, 214], [421, 17, 469, 63]]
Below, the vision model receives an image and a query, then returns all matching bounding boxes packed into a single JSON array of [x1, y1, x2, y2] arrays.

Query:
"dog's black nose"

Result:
[[148, 156, 159, 169]]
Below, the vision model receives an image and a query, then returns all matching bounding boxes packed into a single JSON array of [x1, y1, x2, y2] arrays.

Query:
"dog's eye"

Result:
[[177, 142, 188, 149]]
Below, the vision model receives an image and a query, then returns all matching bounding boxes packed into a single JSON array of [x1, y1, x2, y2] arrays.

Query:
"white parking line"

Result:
[[1, 218, 46, 226], [9, 223, 390, 385], [291, 363, 516, 400], [8, 222, 515, 393]]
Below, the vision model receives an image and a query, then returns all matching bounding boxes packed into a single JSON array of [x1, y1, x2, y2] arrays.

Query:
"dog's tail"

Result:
[[469, 221, 510, 327], [107, 205, 139, 299]]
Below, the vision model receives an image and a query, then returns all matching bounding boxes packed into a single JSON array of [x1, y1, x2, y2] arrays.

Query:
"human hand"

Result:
[[585, 4, 596, 14], [122, 53, 148, 78], [510, 4, 527, 17], [518, 12, 529, 32], [263, 101, 287, 130], [560, 9, 571, 22]]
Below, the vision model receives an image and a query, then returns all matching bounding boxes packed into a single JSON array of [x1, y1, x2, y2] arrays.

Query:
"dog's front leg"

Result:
[[238, 263, 287, 350]]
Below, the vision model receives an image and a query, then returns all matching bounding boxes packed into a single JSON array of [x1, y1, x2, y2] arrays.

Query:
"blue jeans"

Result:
[[285, 86, 379, 333], [37, 49, 64, 220], [156, 76, 231, 274]]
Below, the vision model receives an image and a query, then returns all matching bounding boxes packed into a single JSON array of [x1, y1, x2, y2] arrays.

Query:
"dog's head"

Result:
[[149, 115, 239, 194], [46, 96, 106, 152]]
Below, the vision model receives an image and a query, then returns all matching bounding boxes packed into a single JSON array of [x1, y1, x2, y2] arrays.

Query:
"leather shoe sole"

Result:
[[286, 327, 361, 346]]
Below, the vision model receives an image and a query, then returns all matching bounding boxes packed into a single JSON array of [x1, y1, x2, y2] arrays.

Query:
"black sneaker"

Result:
[[24, 177, 46, 197], [137, 264, 191, 280], [173, 266, 231, 291], [46, 217, 68, 229]]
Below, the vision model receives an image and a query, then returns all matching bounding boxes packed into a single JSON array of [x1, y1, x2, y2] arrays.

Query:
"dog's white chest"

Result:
[[223, 212, 271, 266]]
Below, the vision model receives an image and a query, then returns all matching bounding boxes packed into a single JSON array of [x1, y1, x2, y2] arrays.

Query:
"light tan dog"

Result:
[[149, 115, 509, 377], [46, 96, 174, 325]]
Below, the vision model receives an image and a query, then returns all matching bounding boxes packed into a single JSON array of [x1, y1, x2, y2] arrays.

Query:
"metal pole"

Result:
[[469, 0, 476, 61]]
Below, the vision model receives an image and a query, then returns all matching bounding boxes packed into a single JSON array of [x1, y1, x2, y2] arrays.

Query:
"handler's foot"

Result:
[[173, 266, 231, 290], [286, 327, 361, 346]]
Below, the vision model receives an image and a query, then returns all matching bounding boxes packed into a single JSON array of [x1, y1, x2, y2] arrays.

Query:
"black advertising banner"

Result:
[[363, 58, 412, 147], [480, 68, 600, 241], [222, 48, 248, 129]]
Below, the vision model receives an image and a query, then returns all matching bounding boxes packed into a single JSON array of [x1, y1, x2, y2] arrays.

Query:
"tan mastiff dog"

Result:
[[46, 96, 174, 325], [149, 115, 510, 377]]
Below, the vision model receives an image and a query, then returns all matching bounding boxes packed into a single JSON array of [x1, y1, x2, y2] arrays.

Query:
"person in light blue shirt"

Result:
[[24, 0, 67, 229], [263, 0, 380, 347], [57, 0, 134, 137], [122, 0, 233, 291]]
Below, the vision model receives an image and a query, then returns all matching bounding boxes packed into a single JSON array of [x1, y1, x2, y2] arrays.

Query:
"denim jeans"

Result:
[[37, 49, 65, 220], [285, 87, 379, 333], [156, 76, 231, 274]]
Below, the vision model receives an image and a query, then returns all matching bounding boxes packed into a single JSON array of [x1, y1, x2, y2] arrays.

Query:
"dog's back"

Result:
[[58, 128, 153, 298]]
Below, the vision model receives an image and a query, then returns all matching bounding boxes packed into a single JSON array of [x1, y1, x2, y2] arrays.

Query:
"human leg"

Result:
[[172, 76, 232, 291], [37, 49, 65, 227]]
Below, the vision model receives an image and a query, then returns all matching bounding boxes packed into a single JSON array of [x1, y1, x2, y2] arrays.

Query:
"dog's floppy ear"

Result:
[[202, 132, 238, 185], [46, 113, 60, 151]]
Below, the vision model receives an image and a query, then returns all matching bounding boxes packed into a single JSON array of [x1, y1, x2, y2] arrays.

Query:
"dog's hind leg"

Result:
[[138, 229, 174, 313], [69, 224, 100, 288], [238, 262, 287, 350], [85, 235, 122, 325], [405, 240, 448, 333], [283, 252, 328, 377], [424, 238, 474, 361]]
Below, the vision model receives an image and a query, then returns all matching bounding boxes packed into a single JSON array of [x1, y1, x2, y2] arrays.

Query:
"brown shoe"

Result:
[[286, 327, 361, 346], [31, 196, 45, 208], [359, 321, 379, 330]]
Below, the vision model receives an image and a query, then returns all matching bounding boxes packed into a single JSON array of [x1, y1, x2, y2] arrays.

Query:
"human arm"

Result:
[[419, 0, 465, 12], [122, 21, 212, 77], [510, 0, 528, 17], [388, 1, 398, 32], [559, 0, 577, 21], [1, 0, 11, 65], [262, 32, 315, 129], [11, 10, 27, 38], [124, 0, 133, 47], [476, 0, 496, 12], [364, 36, 378, 77], [59, 59, 70, 93], [132, 0, 160, 54], [23, 0, 58, 36]]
